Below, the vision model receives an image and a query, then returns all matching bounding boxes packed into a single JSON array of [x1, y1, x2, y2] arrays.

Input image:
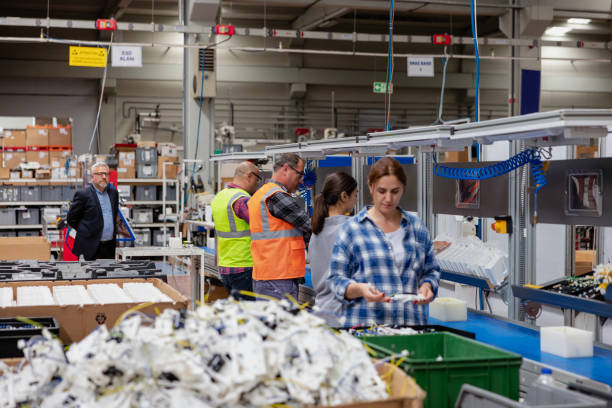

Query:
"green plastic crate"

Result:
[[362, 332, 522, 408]]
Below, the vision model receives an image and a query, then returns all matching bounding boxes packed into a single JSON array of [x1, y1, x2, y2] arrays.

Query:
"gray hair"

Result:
[[273, 153, 303, 172], [90, 161, 109, 173]]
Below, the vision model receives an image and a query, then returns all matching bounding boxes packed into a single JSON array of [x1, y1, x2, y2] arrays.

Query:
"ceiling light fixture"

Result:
[[567, 18, 591, 25], [545, 26, 572, 36]]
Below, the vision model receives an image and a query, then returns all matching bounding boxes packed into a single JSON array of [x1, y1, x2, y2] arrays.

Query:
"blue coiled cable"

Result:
[[433, 148, 548, 222]]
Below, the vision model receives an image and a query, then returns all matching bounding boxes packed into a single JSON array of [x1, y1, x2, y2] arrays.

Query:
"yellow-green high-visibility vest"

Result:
[[211, 187, 253, 267]]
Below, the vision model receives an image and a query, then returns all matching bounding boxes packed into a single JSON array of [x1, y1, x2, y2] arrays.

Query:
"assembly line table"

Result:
[[116, 246, 210, 306], [429, 310, 612, 388]]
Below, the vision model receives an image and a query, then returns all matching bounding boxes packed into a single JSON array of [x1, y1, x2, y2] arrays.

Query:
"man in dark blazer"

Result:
[[67, 161, 120, 260]]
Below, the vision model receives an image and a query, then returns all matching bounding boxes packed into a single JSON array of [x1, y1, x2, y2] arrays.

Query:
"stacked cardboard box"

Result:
[[25, 127, 48, 147], [48, 126, 72, 146], [117, 148, 136, 179], [158, 155, 178, 179], [3, 130, 26, 147]]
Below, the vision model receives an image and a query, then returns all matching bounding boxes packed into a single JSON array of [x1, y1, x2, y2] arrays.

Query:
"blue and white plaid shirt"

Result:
[[328, 206, 440, 327]]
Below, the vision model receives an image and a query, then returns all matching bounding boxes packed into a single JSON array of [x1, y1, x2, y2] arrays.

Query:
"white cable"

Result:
[[87, 31, 114, 154]]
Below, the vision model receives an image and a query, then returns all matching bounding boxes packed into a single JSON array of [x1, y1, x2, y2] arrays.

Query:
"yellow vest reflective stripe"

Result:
[[211, 188, 253, 267]]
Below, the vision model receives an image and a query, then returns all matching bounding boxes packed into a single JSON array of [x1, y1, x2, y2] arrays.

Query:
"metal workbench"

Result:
[[116, 246, 211, 306]]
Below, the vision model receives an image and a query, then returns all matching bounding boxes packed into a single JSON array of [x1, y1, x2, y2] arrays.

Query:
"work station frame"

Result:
[[209, 109, 612, 389]]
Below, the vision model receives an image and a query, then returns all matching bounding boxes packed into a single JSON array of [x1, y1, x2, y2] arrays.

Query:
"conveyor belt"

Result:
[[428, 311, 612, 386]]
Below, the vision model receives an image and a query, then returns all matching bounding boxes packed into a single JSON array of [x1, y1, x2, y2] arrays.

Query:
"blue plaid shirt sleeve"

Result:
[[417, 226, 440, 296], [327, 223, 358, 304]]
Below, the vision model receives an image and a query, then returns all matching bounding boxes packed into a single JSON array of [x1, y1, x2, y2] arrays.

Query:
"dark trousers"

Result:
[[221, 271, 253, 300], [253, 279, 299, 301], [92, 240, 116, 260]]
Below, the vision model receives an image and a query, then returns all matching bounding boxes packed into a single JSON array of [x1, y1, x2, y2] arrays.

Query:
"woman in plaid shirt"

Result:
[[327, 157, 440, 327]]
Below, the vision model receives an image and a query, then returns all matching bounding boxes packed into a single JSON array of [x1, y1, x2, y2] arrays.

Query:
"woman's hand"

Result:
[[415, 282, 434, 305], [345, 283, 390, 303]]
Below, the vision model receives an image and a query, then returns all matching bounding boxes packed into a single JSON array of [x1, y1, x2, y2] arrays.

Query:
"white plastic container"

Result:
[[540, 326, 594, 358], [429, 297, 467, 321]]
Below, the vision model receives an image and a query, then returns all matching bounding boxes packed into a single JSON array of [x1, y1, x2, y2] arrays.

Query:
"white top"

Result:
[[385, 227, 405, 270]]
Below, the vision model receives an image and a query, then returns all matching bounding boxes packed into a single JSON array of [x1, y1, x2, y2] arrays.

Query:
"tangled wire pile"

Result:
[[0, 299, 388, 407]]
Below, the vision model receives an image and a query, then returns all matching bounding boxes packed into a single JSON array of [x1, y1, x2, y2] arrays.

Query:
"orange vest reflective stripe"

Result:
[[249, 182, 306, 280]]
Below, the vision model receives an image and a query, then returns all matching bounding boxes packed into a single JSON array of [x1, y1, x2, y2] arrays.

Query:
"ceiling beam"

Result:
[[291, 5, 350, 31]]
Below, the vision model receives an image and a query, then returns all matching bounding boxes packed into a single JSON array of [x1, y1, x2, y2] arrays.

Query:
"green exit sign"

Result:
[[373, 82, 393, 94]]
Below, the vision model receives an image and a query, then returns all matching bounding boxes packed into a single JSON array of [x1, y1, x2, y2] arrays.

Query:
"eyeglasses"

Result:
[[288, 165, 305, 178], [93, 172, 109, 177], [250, 172, 262, 181]]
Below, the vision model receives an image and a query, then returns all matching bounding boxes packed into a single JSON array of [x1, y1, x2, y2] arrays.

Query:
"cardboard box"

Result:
[[316, 361, 426, 408], [0, 236, 50, 261], [158, 156, 178, 179], [0, 168, 9, 179], [3, 151, 26, 169], [118, 151, 135, 167], [48, 127, 72, 146], [117, 166, 136, 179], [137, 140, 157, 148], [0, 278, 188, 344], [20, 169, 34, 179], [3, 130, 26, 147], [26, 150, 50, 167], [444, 148, 469, 163], [26, 128, 49, 147], [36, 169, 51, 179], [575, 249, 595, 276], [158, 142, 178, 157], [576, 145, 598, 159], [49, 150, 73, 168]]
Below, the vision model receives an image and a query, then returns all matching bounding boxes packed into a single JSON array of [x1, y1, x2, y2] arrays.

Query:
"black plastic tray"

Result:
[[0, 317, 60, 358]]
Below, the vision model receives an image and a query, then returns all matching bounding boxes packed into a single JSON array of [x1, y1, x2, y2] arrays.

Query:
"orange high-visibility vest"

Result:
[[249, 182, 305, 280]]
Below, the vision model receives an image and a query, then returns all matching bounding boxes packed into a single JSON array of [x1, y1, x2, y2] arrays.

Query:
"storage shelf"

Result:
[[117, 178, 178, 184], [512, 283, 612, 319], [0, 224, 43, 229], [0, 201, 66, 206], [440, 269, 496, 290], [132, 223, 175, 228], [125, 201, 177, 205]]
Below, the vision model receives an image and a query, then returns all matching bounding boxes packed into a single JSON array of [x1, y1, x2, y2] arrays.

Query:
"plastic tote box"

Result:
[[17, 208, 39, 225], [20, 186, 41, 201], [152, 229, 167, 246], [17, 230, 39, 237], [158, 185, 176, 201], [0, 317, 60, 358], [133, 228, 151, 246], [455, 382, 607, 408], [363, 332, 522, 408], [136, 147, 158, 165], [0, 209, 16, 225], [135, 185, 157, 201], [0, 186, 20, 202], [41, 185, 64, 202], [133, 208, 154, 224], [137, 163, 157, 178]]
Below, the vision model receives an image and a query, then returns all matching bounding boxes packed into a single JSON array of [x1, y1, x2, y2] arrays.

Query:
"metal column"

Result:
[[418, 149, 434, 234], [183, 0, 216, 194]]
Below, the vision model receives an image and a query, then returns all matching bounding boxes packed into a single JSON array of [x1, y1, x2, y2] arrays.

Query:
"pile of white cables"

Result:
[[0, 299, 388, 407]]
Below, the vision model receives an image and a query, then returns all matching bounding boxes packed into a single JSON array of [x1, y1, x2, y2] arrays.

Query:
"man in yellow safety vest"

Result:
[[211, 161, 261, 299]]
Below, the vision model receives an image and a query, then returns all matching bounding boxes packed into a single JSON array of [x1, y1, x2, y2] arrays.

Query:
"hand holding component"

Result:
[[416, 282, 434, 305]]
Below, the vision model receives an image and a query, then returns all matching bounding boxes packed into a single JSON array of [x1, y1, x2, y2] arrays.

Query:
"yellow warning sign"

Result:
[[69, 46, 107, 68]]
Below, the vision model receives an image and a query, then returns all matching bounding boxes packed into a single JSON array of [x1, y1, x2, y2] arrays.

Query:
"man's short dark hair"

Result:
[[273, 153, 303, 172]]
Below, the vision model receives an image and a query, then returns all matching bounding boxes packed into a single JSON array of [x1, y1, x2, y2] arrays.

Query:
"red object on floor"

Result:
[[62, 228, 78, 261]]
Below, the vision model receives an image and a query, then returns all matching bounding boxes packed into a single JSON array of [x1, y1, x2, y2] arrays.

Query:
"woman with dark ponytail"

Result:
[[308, 172, 358, 322]]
